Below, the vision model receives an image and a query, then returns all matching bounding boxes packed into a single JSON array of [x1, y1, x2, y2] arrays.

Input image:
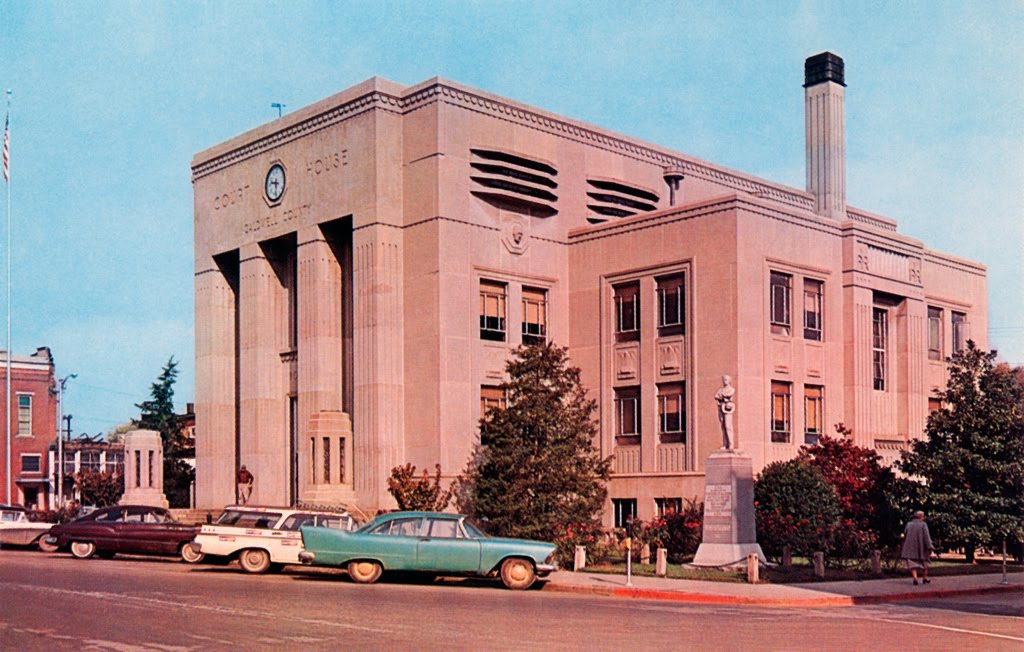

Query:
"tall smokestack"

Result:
[[804, 52, 846, 219]]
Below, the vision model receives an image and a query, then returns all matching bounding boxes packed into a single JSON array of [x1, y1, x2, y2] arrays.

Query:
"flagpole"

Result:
[[4, 89, 10, 505]]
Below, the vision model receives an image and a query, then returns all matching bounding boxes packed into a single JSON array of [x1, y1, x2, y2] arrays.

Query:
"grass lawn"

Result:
[[582, 556, 1023, 584]]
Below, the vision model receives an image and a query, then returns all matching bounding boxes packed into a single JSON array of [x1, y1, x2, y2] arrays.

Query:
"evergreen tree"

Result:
[[900, 342, 1024, 561], [135, 357, 193, 508], [461, 343, 611, 543]]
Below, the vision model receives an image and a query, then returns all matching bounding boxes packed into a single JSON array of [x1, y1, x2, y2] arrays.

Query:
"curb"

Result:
[[541, 580, 1023, 608]]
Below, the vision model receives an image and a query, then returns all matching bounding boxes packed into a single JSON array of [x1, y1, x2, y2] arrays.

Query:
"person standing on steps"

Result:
[[900, 511, 934, 585], [237, 465, 255, 505]]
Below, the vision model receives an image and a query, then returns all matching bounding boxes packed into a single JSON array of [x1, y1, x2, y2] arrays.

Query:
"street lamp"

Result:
[[56, 373, 76, 510]]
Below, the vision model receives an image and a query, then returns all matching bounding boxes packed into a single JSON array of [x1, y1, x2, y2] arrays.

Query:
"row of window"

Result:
[[480, 280, 548, 344], [611, 497, 685, 528], [613, 273, 685, 341], [770, 271, 823, 340], [613, 383, 686, 446], [928, 306, 969, 361], [873, 305, 969, 391], [770, 382, 825, 445]]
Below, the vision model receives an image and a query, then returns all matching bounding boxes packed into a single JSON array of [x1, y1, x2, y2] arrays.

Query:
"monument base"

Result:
[[691, 542, 766, 568]]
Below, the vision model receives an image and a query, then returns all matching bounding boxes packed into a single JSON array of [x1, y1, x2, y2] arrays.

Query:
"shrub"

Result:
[[387, 463, 455, 512], [755, 459, 841, 560], [639, 499, 704, 563], [553, 520, 605, 567], [75, 469, 124, 508]]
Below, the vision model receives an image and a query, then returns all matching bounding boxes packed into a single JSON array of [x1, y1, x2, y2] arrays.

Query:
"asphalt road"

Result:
[[1, 549, 1021, 651]]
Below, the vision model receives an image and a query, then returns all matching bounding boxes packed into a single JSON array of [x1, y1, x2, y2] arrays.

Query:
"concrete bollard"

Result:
[[574, 545, 586, 571], [782, 545, 792, 568], [747, 553, 760, 584], [871, 550, 881, 574], [640, 543, 651, 565], [813, 552, 825, 578], [656, 548, 668, 577]]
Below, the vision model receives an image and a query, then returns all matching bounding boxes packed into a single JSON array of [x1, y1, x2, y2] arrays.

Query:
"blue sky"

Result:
[[0, 1, 1021, 435]]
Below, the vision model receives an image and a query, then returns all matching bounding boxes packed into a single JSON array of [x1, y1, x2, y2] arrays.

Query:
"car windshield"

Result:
[[461, 519, 488, 539], [0, 510, 24, 523]]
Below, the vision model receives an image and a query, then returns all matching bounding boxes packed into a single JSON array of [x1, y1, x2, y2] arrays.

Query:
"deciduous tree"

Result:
[[387, 463, 454, 512]]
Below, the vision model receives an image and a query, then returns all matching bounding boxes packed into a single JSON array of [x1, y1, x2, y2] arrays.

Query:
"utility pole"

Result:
[[56, 374, 76, 509]]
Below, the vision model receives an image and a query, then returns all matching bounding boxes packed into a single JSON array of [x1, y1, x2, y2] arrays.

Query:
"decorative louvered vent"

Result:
[[586, 178, 659, 223], [470, 148, 558, 216]]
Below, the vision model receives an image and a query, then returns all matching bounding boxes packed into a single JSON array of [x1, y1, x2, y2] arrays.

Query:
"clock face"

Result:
[[265, 164, 286, 202]]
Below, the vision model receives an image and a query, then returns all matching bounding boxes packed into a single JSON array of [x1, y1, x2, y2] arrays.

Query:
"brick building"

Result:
[[0, 347, 58, 509], [192, 53, 986, 524]]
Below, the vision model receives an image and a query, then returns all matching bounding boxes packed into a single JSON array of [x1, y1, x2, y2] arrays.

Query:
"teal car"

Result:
[[299, 511, 557, 590]]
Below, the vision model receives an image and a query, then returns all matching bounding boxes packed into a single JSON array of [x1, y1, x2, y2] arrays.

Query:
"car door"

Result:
[[362, 516, 423, 570], [416, 517, 482, 573], [118, 508, 181, 554], [87, 507, 126, 552]]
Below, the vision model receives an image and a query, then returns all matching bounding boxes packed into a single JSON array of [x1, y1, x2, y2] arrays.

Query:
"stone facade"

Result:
[[192, 54, 987, 524]]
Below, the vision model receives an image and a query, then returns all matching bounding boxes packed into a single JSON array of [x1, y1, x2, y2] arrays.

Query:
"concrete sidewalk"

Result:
[[540, 569, 1024, 607]]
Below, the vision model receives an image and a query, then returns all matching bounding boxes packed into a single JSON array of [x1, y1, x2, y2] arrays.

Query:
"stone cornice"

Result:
[[191, 78, 817, 215]]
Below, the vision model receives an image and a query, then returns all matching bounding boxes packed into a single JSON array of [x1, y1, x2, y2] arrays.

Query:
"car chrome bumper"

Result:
[[298, 551, 315, 565], [536, 563, 557, 576]]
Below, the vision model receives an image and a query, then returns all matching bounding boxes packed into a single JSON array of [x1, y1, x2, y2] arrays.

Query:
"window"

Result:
[[17, 395, 31, 436], [135, 450, 141, 487], [657, 382, 685, 444], [873, 308, 888, 391], [803, 279, 823, 341], [614, 387, 640, 446], [614, 282, 640, 342], [323, 437, 331, 483], [928, 397, 942, 413], [148, 451, 154, 487], [771, 381, 791, 443], [770, 271, 792, 336], [655, 497, 683, 518], [104, 452, 123, 475], [656, 273, 685, 336], [21, 454, 40, 474], [928, 307, 942, 360], [427, 518, 461, 538], [612, 498, 637, 529], [521, 286, 547, 345], [369, 517, 423, 537], [480, 385, 507, 420], [952, 311, 968, 353], [81, 451, 100, 472], [804, 385, 824, 446], [479, 279, 507, 341], [281, 514, 315, 531], [338, 437, 346, 484]]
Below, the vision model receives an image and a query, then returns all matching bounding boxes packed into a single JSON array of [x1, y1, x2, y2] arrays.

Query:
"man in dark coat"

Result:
[[900, 511, 934, 585]]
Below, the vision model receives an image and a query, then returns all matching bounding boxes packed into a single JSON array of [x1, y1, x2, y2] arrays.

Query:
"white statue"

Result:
[[715, 375, 736, 449]]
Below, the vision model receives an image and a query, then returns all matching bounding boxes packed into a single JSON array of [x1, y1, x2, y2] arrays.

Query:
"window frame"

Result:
[[480, 385, 507, 420], [20, 453, 41, 474], [770, 271, 792, 336], [873, 308, 888, 391], [771, 381, 792, 443], [614, 282, 641, 342], [656, 273, 685, 337], [521, 286, 548, 345], [657, 382, 685, 444], [654, 497, 683, 518], [803, 278, 823, 341], [612, 498, 638, 529], [479, 279, 508, 342], [952, 311, 968, 353], [804, 385, 824, 446], [928, 306, 942, 361], [614, 386, 641, 446], [16, 393, 31, 436]]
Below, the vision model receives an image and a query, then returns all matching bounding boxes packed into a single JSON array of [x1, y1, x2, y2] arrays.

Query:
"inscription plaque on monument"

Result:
[[704, 484, 733, 518]]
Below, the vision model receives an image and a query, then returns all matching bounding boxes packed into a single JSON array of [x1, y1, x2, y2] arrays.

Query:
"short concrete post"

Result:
[[870, 550, 881, 574], [782, 545, 792, 568], [656, 548, 668, 577], [574, 546, 586, 571], [640, 543, 651, 565], [813, 552, 825, 578], [745, 553, 759, 583]]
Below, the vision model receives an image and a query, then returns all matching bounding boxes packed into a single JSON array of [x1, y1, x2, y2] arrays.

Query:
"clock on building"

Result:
[[265, 163, 286, 202]]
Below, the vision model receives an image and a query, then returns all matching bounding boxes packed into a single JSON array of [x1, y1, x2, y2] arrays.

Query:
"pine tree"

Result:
[[135, 357, 180, 453], [900, 342, 1024, 561], [461, 343, 610, 543]]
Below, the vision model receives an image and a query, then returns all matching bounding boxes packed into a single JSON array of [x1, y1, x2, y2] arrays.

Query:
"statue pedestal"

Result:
[[120, 429, 169, 509], [691, 449, 765, 567]]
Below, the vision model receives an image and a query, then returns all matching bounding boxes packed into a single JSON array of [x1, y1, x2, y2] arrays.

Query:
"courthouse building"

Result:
[[192, 53, 986, 524]]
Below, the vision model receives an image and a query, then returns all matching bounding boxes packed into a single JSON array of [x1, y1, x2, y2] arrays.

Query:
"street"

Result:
[[1, 550, 1021, 651]]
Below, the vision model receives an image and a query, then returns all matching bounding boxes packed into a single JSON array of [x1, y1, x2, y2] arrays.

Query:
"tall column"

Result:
[[805, 52, 846, 220], [238, 242, 290, 505], [194, 258, 237, 509], [353, 227, 405, 510]]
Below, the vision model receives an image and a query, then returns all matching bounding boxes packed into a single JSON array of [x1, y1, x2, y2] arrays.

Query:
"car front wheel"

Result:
[[347, 560, 383, 584], [36, 537, 58, 553], [181, 543, 205, 564], [239, 548, 272, 574], [500, 558, 536, 590], [70, 541, 96, 559]]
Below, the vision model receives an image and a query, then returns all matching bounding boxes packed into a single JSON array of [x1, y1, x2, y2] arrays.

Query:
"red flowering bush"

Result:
[[554, 519, 605, 567], [754, 459, 841, 560]]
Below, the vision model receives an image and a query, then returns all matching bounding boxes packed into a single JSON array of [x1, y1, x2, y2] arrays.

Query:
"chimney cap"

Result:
[[804, 52, 845, 88]]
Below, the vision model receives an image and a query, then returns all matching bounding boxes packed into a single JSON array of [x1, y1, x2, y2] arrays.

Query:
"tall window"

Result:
[[104, 452, 123, 475], [21, 454, 40, 473], [771, 381, 791, 443], [928, 306, 942, 360], [657, 382, 685, 444], [323, 437, 331, 483], [655, 497, 683, 518], [803, 279, 823, 341], [135, 451, 141, 487], [614, 282, 640, 342], [770, 271, 792, 336], [479, 279, 507, 341], [480, 385, 507, 420], [521, 286, 547, 345], [612, 498, 637, 528], [873, 308, 888, 391], [804, 385, 824, 446], [82, 451, 101, 472], [614, 387, 640, 446], [952, 311, 968, 353], [656, 273, 685, 337], [17, 395, 31, 436]]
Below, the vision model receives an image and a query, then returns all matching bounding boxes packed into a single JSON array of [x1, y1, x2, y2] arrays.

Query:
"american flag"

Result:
[[2, 112, 8, 183]]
